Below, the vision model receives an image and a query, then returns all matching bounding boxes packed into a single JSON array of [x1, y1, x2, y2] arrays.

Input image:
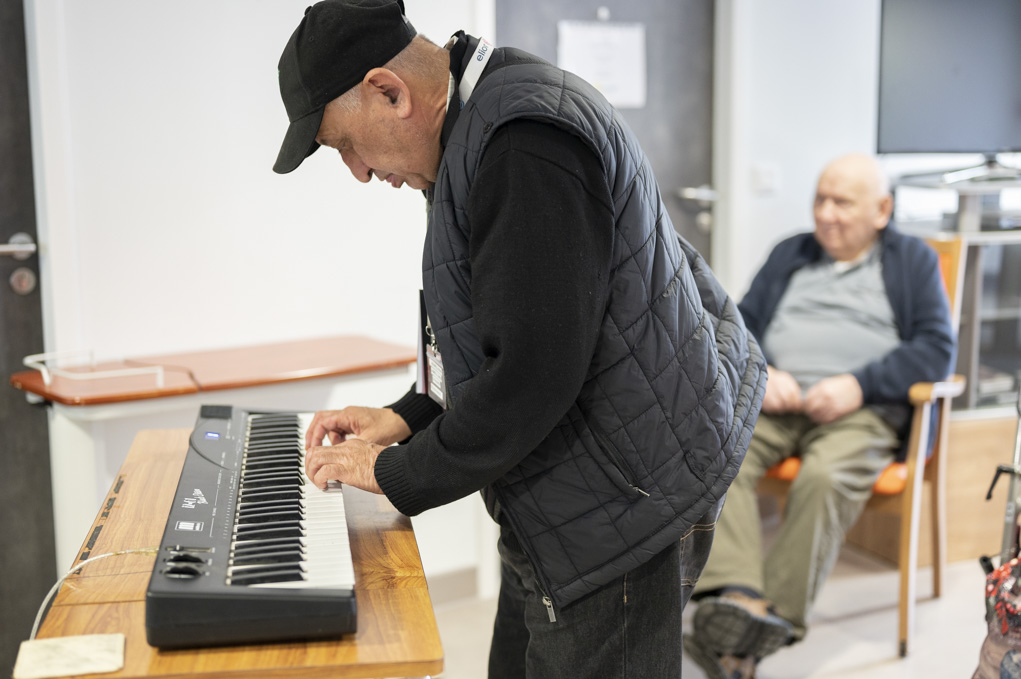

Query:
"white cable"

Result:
[[30, 547, 159, 640]]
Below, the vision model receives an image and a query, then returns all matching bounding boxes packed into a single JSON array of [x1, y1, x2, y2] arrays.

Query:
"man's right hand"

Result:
[[304, 406, 412, 450], [761, 366, 803, 414]]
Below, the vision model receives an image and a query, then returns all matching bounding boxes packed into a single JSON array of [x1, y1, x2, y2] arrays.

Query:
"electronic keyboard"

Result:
[[145, 405, 356, 648]]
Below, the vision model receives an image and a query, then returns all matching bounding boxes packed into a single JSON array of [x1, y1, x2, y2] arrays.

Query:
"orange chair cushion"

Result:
[[764, 458, 908, 495], [871, 462, 908, 495], [765, 457, 802, 481]]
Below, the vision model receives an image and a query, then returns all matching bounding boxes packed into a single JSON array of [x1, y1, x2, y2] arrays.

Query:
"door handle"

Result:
[[676, 186, 717, 234], [0, 233, 37, 260], [676, 185, 718, 204]]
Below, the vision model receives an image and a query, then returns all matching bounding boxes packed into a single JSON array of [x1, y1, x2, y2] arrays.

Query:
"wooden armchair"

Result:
[[757, 236, 965, 657]]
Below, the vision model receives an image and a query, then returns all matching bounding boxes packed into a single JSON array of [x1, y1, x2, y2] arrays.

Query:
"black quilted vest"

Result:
[[423, 44, 765, 609]]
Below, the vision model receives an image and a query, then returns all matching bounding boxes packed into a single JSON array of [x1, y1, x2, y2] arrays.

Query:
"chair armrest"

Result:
[[907, 374, 965, 405]]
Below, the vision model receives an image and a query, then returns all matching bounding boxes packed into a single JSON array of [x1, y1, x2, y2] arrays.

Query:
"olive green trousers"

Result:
[[693, 409, 899, 640]]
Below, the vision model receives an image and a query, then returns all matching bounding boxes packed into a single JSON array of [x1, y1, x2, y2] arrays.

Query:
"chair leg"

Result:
[[898, 402, 931, 658], [929, 398, 950, 600]]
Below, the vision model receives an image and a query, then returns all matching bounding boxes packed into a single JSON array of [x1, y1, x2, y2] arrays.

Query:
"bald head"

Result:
[[812, 154, 893, 262], [821, 153, 891, 199]]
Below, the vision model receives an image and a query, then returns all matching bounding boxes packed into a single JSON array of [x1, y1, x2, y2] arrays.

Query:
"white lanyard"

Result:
[[458, 37, 494, 108]]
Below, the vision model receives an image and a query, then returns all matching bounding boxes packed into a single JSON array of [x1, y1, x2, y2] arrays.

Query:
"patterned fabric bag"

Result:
[[975, 558, 1021, 678]]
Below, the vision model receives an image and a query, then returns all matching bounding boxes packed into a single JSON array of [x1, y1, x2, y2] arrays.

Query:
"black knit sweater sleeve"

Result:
[[386, 387, 443, 436], [373, 120, 614, 516]]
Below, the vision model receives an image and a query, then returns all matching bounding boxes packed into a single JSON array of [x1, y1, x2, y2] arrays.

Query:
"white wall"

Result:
[[24, 0, 489, 584], [25, 0, 483, 362], [713, 0, 882, 298]]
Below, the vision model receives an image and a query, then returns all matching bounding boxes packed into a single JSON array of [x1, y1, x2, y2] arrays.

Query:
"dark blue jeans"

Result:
[[487, 498, 722, 678]]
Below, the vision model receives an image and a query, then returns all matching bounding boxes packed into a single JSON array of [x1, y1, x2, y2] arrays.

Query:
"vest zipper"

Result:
[[494, 487, 560, 624], [591, 426, 650, 497], [542, 594, 557, 622]]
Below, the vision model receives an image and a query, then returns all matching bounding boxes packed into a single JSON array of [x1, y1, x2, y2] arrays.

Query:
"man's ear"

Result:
[[362, 68, 412, 118], [876, 193, 893, 229]]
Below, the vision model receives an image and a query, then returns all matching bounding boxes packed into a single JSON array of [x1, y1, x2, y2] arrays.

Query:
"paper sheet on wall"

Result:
[[556, 20, 646, 109]]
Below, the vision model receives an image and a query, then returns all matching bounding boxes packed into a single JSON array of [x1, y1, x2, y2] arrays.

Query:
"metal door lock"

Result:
[[10, 267, 37, 295], [1, 232, 37, 260]]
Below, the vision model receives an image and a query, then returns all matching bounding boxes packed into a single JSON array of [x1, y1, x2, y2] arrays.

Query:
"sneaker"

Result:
[[693, 592, 793, 659]]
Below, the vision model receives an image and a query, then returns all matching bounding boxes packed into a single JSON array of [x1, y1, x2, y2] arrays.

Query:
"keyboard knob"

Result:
[[163, 565, 202, 579]]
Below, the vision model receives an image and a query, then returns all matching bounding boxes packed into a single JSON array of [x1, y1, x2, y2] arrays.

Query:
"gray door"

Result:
[[1, 0, 56, 672], [495, 0, 715, 257]]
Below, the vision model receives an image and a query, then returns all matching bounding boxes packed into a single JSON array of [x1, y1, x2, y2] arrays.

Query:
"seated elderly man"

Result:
[[684, 153, 955, 679]]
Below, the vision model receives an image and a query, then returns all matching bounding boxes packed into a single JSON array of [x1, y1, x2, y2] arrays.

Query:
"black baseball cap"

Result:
[[273, 0, 417, 174]]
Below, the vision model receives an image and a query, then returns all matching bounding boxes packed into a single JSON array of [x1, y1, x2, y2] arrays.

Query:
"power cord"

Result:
[[30, 547, 159, 640]]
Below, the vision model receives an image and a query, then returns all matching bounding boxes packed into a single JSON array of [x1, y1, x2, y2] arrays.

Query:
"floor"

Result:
[[432, 545, 991, 678]]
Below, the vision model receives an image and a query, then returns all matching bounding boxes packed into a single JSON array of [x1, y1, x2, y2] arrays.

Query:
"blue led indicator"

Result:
[[204, 432, 221, 439]]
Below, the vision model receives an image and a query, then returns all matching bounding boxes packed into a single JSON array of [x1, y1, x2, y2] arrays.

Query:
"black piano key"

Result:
[[239, 480, 302, 490], [231, 549, 305, 565], [236, 510, 304, 524], [247, 428, 301, 438], [245, 441, 302, 452], [243, 457, 302, 467], [237, 498, 303, 512], [240, 479, 302, 493], [241, 466, 302, 477], [242, 468, 302, 480], [247, 430, 302, 442], [244, 447, 300, 457], [245, 440, 301, 449], [242, 459, 303, 471], [232, 537, 305, 554], [249, 420, 300, 429], [249, 418, 301, 428], [248, 430, 302, 443], [228, 568, 306, 586], [237, 489, 303, 503], [239, 470, 302, 482], [235, 518, 302, 531], [247, 429, 300, 438], [243, 453, 303, 464], [235, 523, 304, 540], [251, 412, 298, 420], [244, 460, 302, 470], [239, 483, 303, 497], [240, 475, 304, 490], [246, 438, 299, 447]]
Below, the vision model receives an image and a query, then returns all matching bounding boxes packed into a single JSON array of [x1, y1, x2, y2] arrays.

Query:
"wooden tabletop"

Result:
[[36, 429, 444, 679], [9, 335, 416, 406]]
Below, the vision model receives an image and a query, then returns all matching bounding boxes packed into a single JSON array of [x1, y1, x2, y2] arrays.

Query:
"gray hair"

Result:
[[327, 35, 440, 113]]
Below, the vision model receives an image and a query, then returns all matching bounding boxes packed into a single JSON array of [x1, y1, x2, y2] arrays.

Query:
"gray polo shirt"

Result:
[[762, 244, 901, 392]]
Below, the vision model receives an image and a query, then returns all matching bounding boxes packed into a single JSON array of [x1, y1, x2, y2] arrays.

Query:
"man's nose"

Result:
[[816, 198, 837, 222], [340, 149, 372, 183]]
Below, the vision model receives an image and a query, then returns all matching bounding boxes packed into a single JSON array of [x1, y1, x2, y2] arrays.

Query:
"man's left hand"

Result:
[[305, 438, 385, 494], [802, 374, 863, 424]]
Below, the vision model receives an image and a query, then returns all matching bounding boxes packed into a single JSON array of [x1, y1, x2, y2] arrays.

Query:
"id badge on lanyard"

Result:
[[417, 291, 447, 408]]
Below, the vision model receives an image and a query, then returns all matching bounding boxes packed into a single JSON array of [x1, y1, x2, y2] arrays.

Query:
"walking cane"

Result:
[[982, 388, 1021, 573]]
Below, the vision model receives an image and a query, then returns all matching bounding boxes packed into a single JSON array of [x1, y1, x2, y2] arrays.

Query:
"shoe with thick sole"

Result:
[[684, 633, 759, 679], [693, 596, 793, 659]]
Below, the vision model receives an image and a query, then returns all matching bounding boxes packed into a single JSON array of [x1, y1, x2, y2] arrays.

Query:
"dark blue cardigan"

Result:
[[738, 226, 955, 410]]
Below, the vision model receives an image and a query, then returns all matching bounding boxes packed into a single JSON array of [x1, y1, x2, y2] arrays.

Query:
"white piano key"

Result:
[[229, 412, 356, 591]]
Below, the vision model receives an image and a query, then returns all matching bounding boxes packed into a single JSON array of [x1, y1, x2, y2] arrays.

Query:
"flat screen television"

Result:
[[877, 0, 1021, 176]]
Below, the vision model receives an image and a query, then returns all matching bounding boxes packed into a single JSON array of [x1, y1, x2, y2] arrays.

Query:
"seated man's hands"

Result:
[[761, 366, 804, 414], [802, 374, 863, 424], [305, 406, 412, 450]]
